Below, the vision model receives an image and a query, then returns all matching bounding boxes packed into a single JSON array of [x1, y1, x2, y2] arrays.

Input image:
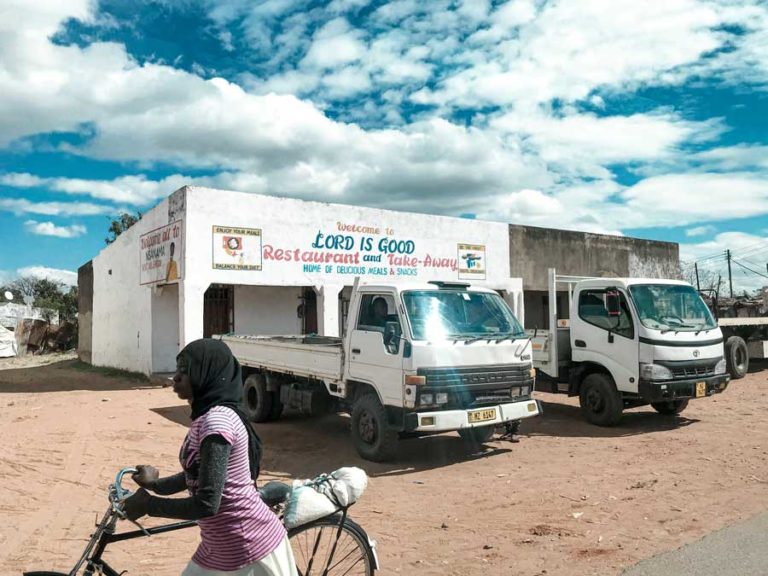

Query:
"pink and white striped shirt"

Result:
[[180, 406, 286, 571]]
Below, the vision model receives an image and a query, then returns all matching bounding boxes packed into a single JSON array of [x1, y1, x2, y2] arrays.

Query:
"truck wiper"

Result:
[[489, 333, 521, 344]]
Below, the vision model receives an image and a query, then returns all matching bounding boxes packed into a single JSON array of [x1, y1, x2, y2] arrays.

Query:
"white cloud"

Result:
[[620, 173, 768, 227], [1, 172, 191, 205], [1, 0, 768, 243], [301, 18, 365, 69], [16, 266, 78, 287], [24, 220, 87, 238], [692, 144, 768, 171], [415, 0, 729, 108], [686, 225, 716, 237], [0, 197, 115, 216], [491, 110, 722, 177]]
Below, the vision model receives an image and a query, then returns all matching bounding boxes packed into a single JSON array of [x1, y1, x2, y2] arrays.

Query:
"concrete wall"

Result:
[[91, 199, 170, 373], [509, 225, 680, 292], [233, 285, 303, 335], [77, 261, 93, 363]]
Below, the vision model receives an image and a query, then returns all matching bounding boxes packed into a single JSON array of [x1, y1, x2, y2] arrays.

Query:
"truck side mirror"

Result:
[[605, 290, 622, 317], [383, 321, 401, 354]]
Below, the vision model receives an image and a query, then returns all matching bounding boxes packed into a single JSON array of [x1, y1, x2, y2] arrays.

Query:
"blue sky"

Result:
[[1, 0, 768, 292]]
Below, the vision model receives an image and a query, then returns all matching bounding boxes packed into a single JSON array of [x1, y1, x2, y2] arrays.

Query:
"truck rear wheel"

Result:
[[351, 393, 398, 462], [579, 373, 623, 426], [651, 399, 689, 415], [725, 336, 749, 379], [243, 374, 274, 422], [458, 425, 495, 446]]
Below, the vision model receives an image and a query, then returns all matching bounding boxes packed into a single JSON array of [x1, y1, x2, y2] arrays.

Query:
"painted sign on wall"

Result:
[[458, 243, 486, 280], [212, 226, 262, 270], [260, 220, 485, 280], [140, 221, 183, 285]]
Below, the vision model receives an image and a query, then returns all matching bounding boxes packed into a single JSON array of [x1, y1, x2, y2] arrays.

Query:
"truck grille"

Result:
[[658, 359, 719, 380], [417, 364, 533, 408]]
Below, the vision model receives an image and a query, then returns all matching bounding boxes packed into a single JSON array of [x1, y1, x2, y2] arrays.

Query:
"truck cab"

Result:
[[533, 270, 730, 426]]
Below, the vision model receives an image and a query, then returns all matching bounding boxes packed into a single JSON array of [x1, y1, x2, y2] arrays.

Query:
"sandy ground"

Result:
[[1, 358, 766, 576]]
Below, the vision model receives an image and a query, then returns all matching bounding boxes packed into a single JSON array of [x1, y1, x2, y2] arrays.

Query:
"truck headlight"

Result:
[[435, 392, 448, 405], [420, 393, 434, 405], [640, 362, 674, 381], [715, 358, 727, 375]]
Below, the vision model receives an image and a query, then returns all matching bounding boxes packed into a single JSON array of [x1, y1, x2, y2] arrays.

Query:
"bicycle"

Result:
[[24, 467, 379, 576]]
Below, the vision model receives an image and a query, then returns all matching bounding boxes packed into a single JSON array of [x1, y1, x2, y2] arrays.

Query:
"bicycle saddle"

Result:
[[258, 481, 291, 506]]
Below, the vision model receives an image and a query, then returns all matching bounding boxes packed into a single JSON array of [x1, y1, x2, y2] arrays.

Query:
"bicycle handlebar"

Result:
[[113, 467, 139, 501]]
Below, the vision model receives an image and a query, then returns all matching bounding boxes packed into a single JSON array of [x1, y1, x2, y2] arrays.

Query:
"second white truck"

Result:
[[220, 280, 540, 461], [531, 269, 731, 425]]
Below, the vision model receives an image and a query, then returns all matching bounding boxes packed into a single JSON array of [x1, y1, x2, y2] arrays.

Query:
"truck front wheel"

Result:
[[351, 394, 398, 462], [725, 336, 749, 379], [651, 399, 689, 415], [579, 373, 623, 426]]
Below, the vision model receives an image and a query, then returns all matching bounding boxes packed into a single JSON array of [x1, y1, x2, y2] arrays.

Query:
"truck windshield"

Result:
[[402, 290, 526, 341], [628, 284, 717, 332]]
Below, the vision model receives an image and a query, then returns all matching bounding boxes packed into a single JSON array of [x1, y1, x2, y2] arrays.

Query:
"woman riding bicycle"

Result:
[[122, 338, 297, 576]]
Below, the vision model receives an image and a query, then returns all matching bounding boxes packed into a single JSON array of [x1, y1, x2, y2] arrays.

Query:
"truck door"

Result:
[[347, 292, 404, 406], [571, 288, 639, 393]]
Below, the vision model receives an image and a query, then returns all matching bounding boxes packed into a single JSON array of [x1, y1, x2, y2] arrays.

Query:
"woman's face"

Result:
[[173, 356, 194, 404]]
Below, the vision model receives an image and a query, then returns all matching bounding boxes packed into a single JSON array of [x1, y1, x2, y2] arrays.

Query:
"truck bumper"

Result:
[[403, 399, 541, 433], [638, 374, 730, 403]]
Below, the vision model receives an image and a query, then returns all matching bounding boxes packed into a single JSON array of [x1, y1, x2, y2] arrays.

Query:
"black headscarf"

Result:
[[178, 338, 262, 481]]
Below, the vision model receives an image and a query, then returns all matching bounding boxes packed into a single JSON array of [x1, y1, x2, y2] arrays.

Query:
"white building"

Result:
[[79, 186, 525, 374]]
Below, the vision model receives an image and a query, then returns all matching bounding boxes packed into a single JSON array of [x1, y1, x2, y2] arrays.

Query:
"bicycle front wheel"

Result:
[[288, 514, 376, 576]]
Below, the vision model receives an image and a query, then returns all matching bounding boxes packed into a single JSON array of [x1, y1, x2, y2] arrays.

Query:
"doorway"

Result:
[[204, 284, 234, 337]]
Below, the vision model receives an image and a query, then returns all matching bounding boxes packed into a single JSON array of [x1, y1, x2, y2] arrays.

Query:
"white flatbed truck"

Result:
[[531, 269, 730, 425], [220, 280, 540, 461]]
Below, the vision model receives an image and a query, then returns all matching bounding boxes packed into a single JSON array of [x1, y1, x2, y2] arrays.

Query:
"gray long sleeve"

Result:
[[147, 435, 230, 520], [150, 472, 187, 495]]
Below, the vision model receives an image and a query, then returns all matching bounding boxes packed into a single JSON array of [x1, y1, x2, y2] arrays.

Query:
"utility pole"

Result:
[[694, 262, 700, 291], [726, 249, 733, 298]]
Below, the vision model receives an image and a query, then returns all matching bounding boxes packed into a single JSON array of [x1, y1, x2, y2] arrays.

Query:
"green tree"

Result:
[[105, 211, 142, 245], [0, 277, 78, 324]]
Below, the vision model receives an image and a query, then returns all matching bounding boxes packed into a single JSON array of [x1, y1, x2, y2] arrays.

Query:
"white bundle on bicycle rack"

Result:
[[283, 467, 368, 530]]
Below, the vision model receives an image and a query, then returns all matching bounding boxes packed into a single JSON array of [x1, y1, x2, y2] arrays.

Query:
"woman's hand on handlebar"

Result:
[[132, 465, 159, 490], [122, 488, 151, 521]]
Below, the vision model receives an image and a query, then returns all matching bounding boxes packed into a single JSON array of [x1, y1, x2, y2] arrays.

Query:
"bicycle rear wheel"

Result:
[[288, 514, 376, 576]]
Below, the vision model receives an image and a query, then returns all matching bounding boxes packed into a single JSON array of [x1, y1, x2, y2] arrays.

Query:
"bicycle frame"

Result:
[[60, 504, 197, 576]]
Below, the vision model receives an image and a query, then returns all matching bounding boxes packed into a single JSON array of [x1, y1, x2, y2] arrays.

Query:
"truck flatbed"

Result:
[[718, 317, 768, 327], [221, 334, 344, 383]]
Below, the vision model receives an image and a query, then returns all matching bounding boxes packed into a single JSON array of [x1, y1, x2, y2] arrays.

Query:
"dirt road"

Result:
[[1, 358, 766, 576]]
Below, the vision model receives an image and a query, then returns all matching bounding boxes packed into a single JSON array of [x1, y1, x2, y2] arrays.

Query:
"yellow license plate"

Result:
[[695, 382, 706, 398], [468, 408, 497, 423]]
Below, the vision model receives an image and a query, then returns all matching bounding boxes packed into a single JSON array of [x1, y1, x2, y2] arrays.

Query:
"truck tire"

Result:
[[458, 425, 495, 446], [243, 374, 274, 422], [351, 393, 398, 462], [651, 399, 689, 415], [725, 336, 749, 379], [579, 373, 623, 426]]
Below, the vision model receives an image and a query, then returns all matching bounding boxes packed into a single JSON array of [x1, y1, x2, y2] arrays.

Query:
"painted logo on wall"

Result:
[[458, 243, 486, 279], [212, 226, 262, 270]]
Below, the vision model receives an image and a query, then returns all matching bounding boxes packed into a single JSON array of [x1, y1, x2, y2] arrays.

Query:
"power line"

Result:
[[731, 258, 768, 279]]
